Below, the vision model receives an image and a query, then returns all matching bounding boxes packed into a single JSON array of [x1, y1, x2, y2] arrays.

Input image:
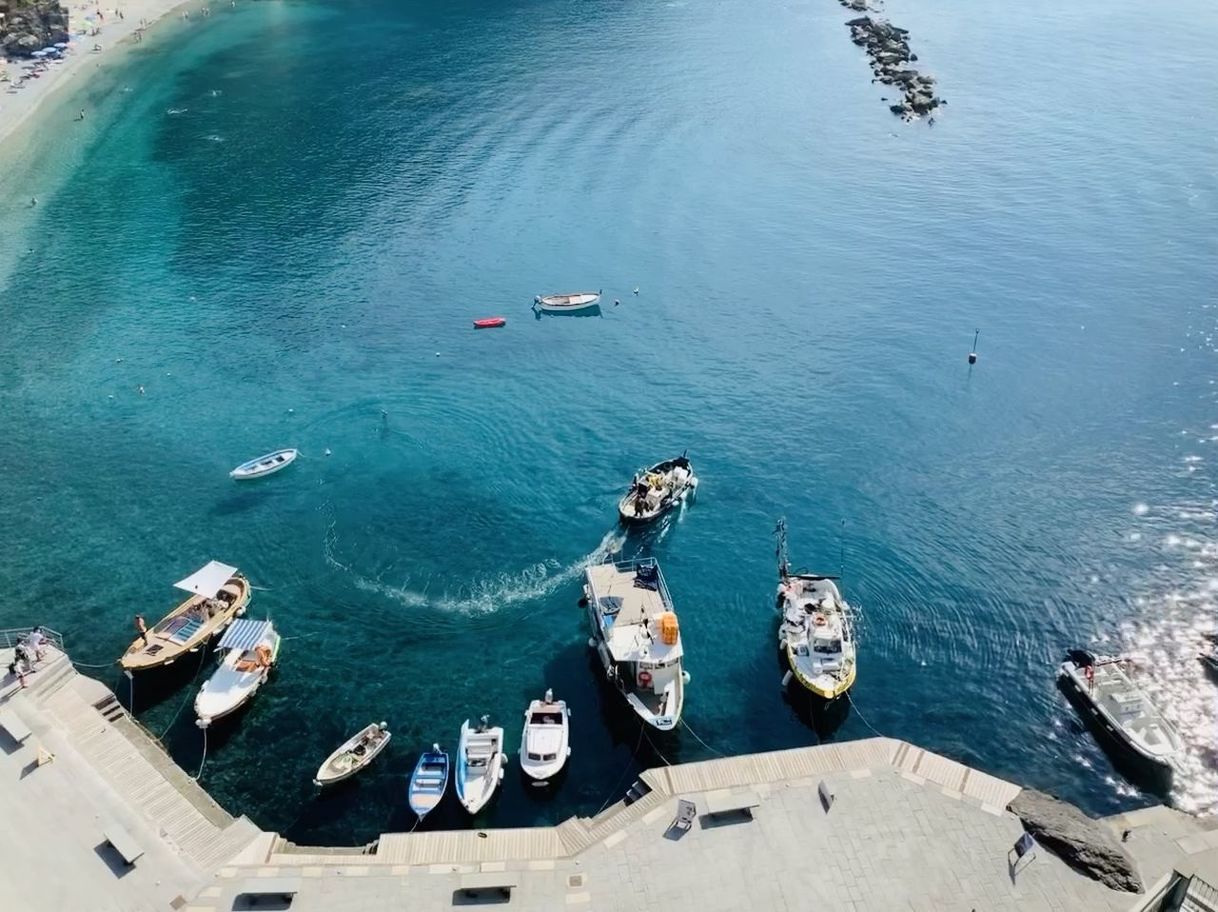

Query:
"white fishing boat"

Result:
[[519, 689, 571, 784], [618, 454, 698, 523], [583, 558, 685, 731], [194, 618, 280, 728], [455, 717, 506, 813], [533, 290, 601, 313], [229, 448, 298, 480], [314, 723, 391, 786], [1059, 650, 1182, 770]]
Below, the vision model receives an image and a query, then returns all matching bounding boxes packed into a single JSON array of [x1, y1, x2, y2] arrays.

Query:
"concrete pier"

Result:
[[2, 645, 1215, 911]]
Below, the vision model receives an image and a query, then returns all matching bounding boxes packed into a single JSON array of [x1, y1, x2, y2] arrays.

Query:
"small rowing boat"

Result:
[[408, 744, 450, 822], [120, 561, 250, 672], [618, 454, 697, 523], [519, 689, 571, 784], [533, 290, 601, 313], [455, 717, 506, 813], [314, 723, 391, 786], [473, 317, 506, 329], [194, 618, 280, 728], [230, 448, 298, 480]]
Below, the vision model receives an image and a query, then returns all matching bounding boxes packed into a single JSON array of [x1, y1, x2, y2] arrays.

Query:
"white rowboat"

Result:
[[230, 448, 298, 480], [533, 291, 601, 313], [314, 723, 391, 786], [455, 718, 506, 813]]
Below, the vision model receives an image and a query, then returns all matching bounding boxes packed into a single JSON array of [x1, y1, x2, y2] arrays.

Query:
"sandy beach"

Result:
[[0, 0, 211, 148]]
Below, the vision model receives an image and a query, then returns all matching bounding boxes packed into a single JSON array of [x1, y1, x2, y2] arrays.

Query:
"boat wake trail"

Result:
[[323, 522, 625, 616]]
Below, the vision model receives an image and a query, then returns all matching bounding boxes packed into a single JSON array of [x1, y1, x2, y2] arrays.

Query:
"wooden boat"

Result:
[[533, 290, 601, 313], [1060, 650, 1181, 770], [229, 448, 298, 480], [314, 723, 391, 786], [408, 744, 450, 821], [618, 455, 698, 524], [519, 689, 571, 784], [120, 562, 250, 672], [473, 317, 506, 329], [194, 619, 280, 728], [455, 717, 506, 813]]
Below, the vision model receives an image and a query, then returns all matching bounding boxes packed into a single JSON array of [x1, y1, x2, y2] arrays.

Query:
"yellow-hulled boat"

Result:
[[120, 561, 250, 672], [777, 572, 856, 700]]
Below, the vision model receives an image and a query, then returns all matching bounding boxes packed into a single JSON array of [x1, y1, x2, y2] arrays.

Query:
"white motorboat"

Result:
[[533, 290, 601, 313], [1059, 650, 1182, 770], [408, 745, 450, 821], [519, 689, 571, 784], [777, 573, 856, 701], [618, 455, 698, 524], [583, 558, 685, 731], [194, 618, 280, 728], [229, 448, 298, 480], [314, 723, 391, 786], [455, 717, 506, 813]]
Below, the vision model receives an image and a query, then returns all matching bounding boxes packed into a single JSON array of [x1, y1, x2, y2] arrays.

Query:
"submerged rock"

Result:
[[1007, 790, 1144, 894], [841, 14, 942, 119]]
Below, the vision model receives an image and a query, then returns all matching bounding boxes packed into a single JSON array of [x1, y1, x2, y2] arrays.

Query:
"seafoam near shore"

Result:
[[0, 0, 211, 148]]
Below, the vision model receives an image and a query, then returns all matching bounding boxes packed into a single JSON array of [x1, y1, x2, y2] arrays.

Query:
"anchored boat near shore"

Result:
[[314, 723, 391, 786], [455, 717, 506, 814], [408, 745, 450, 822], [120, 561, 250, 672], [583, 558, 685, 731], [519, 689, 571, 784], [533, 290, 601, 313], [194, 618, 280, 728]]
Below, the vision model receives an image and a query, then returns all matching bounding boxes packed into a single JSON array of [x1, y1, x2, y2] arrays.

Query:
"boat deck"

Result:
[[586, 562, 670, 627]]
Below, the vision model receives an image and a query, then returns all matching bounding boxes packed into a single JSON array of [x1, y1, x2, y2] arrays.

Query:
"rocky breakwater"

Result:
[[842, 11, 942, 119], [0, 0, 70, 58]]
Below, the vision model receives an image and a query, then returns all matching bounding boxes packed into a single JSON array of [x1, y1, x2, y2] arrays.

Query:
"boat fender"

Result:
[[682, 670, 691, 684], [638, 670, 653, 688]]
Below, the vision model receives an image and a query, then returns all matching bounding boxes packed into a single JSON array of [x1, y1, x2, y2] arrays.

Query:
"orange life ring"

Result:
[[638, 670, 653, 688], [813, 615, 827, 627]]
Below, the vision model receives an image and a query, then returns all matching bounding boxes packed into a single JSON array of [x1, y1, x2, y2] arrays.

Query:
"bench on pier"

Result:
[[457, 871, 518, 900], [103, 824, 144, 866], [0, 708, 32, 744], [239, 876, 302, 904], [704, 788, 761, 819]]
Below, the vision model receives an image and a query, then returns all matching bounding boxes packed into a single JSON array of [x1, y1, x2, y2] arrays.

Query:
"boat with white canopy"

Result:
[[230, 448, 298, 480], [583, 558, 685, 731], [314, 723, 391, 786], [120, 561, 250, 672], [455, 717, 506, 814], [1059, 650, 1181, 771], [519, 689, 571, 784], [194, 618, 280, 728], [618, 454, 698, 523], [533, 290, 601, 313]]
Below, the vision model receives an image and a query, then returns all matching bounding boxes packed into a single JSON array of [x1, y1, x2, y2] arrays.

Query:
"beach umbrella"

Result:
[[53, 42, 69, 49], [31, 50, 47, 58]]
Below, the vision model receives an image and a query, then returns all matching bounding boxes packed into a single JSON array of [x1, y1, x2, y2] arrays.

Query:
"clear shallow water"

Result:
[[1, 0, 1216, 843]]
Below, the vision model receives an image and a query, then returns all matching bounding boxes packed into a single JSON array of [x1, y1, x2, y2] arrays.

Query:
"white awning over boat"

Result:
[[174, 561, 238, 598], [216, 619, 272, 652]]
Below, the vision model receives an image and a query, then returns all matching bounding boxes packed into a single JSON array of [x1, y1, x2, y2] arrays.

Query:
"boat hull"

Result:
[[408, 751, 450, 821], [456, 723, 505, 814], [121, 575, 251, 672], [194, 631, 279, 728], [314, 725, 391, 786], [783, 643, 856, 700], [230, 449, 298, 480], [1058, 662, 1177, 775], [617, 460, 697, 525]]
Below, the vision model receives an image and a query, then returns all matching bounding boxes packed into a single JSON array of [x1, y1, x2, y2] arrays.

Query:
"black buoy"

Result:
[[968, 329, 979, 364]]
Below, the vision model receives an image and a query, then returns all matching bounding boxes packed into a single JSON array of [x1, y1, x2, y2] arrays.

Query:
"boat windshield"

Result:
[[812, 636, 841, 654]]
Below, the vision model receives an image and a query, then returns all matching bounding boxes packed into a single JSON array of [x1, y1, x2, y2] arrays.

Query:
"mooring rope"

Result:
[[158, 648, 209, 738], [70, 659, 118, 669], [193, 726, 208, 780], [846, 691, 885, 740], [679, 718, 727, 758], [593, 725, 645, 816]]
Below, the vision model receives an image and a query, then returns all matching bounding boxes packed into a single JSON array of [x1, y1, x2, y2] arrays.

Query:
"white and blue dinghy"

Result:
[[194, 618, 281, 729], [408, 744, 450, 822], [229, 448, 298, 480], [455, 717, 506, 814]]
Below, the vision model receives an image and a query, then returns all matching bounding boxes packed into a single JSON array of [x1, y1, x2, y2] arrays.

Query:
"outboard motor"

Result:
[[1065, 648, 1096, 668]]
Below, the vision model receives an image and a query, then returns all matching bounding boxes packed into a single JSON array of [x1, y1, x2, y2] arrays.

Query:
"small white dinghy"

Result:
[[1060, 650, 1182, 770], [455, 716, 506, 814], [195, 618, 280, 728], [230, 448, 298, 480], [519, 689, 571, 784], [533, 290, 601, 313], [314, 723, 391, 786]]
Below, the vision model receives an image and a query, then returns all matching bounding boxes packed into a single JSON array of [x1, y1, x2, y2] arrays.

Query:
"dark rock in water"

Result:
[[1008, 790, 1144, 894], [0, 0, 70, 58], [839, 13, 943, 119]]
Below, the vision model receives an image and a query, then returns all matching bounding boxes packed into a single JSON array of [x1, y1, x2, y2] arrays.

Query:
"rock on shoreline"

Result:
[[0, 0, 70, 58], [838, 5, 943, 119]]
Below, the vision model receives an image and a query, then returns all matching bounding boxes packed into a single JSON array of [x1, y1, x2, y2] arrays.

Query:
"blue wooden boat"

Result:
[[408, 744, 450, 821]]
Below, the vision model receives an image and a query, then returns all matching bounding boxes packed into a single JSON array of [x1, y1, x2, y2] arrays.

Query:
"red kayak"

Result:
[[473, 317, 506, 329]]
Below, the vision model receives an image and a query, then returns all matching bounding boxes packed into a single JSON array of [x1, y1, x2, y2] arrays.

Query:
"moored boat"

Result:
[[583, 558, 685, 731], [618, 454, 698, 523], [533, 290, 601, 313], [229, 448, 298, 480], [120, 561, 250, 672], [1059, 650, 1181, 771], [455, 717, 506, 813], [194, 618, 280, 728], [408, 744, 450, 822], [314, 723, 391, 786], [473, 317, 506, 329], [519, 689, 571, 784]]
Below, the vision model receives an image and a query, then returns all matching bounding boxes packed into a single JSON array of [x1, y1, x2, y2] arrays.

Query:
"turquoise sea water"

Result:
[[1, 0, 1217, 844]]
